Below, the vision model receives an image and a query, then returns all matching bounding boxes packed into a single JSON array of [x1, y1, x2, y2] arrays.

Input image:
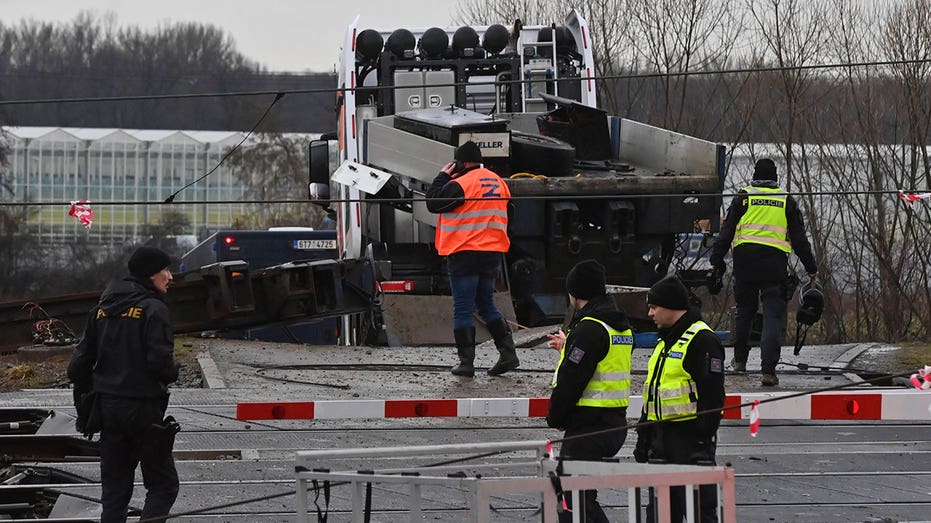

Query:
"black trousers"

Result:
[[732, 279, 788, 374], [646, 427, 718, 523], [558, 422, 627, 523], [98, 395, 179, 523]]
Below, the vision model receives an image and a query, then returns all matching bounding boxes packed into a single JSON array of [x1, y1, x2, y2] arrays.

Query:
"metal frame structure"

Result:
[[0, 257, 374, 353], [294, 440, 736, 523]]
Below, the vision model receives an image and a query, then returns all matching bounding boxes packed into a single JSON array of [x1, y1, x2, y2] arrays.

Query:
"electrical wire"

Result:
[[163, 92, 284, 203], [0, 188, 927, 208], [2, 57, 931, 107], [132, 367, 927, 522]]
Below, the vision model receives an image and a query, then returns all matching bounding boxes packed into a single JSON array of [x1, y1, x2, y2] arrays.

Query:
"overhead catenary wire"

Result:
[[1, 188, 928, 208], [163, 92, 284, 203], [1, 57, 931, 107], [2, 59, 928, 209]]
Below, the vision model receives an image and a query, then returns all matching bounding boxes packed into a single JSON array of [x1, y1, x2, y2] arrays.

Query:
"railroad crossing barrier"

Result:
[[240, 389, 931, 422], [293, 440, 736, 522]]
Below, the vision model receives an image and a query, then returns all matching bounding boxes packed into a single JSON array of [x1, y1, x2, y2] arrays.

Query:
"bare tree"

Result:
[[792, 0, 931, 342], [629, 0, 745, 132], [745, 0, 831, 192], [227, 134, 324, 229], [876, 0, 931, 339]]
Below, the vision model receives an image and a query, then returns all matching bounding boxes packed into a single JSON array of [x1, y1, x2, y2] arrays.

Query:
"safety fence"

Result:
[[294, 440, 736, 523]]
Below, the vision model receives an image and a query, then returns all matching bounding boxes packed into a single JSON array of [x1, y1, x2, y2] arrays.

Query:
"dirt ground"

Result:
[[0, 337, 203, 393], [851, 342, 930, 373], [2, 339, 928, 394]]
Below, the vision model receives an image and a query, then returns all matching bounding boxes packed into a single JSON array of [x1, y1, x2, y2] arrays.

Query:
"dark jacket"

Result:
[[637, 308, 725, 460], [68, 276, 178, 399], [547, 295, 631, 430], [425, 166, 477, 213], [425, 165, 507, 276], [710, 180, 818, 283]]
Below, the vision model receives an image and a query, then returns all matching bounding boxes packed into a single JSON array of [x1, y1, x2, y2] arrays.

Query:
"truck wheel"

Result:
[[510, 132, 575, 177]]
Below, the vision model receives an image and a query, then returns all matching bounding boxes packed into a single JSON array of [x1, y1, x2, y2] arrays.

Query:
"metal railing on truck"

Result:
[[294, 440, 736, 522]]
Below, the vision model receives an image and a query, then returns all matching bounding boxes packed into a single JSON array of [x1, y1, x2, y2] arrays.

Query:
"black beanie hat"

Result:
[[566, 259, 606, 300], [647, 275, 690, 310], [753, 158, 777, 181], [455, 141, 483, 163], [128, 246, 171, 279]]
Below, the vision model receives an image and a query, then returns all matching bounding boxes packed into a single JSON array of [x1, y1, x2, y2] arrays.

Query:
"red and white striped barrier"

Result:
[[237, 390, 931, 422], [724, 390, 931, 421], [237, 397, 550, 421]]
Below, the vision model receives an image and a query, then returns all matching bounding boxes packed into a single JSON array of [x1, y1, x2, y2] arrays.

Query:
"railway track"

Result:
[[7, 443, 931, 523], [4, 401, 929, 522], [2, 336, 927, 522]]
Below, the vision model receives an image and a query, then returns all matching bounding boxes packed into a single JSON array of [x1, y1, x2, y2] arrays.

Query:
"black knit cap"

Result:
[[128, 246, 171, 279], [647, 275, 690, 310], [455, 141, 483, 163], [753, 158, 777, 181], [566, 259, 606, 300]]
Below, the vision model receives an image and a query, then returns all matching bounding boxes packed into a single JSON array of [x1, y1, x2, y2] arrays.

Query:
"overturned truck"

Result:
[[308, 11, 725, 342]]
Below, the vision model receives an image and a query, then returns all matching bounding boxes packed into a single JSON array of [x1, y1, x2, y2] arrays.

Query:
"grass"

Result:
[[2, 364, 38, 388], [897, 342, 931, 368], [174, 336, 196, 360]]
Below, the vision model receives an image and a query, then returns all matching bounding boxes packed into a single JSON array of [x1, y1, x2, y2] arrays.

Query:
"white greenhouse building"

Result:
[[2, 127, 257, 245]]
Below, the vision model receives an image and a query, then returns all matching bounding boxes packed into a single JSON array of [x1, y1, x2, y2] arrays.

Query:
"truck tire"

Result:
[[510, 131, 576, 177]]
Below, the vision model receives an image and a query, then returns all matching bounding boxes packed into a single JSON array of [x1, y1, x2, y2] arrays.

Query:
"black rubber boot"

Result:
[[451, 327, 475, 377], [485, 317, 520, 376]]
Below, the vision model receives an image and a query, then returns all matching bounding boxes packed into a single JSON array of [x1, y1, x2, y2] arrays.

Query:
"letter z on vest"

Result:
[[435, 167, 511, 256]]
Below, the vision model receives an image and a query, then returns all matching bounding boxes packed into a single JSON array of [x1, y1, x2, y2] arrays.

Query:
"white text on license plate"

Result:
[[293, 239, 336, 250]]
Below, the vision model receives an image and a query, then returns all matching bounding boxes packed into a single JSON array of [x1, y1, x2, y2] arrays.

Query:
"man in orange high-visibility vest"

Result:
[[710, 158, 818, 386], [426, 141, 518, 378]]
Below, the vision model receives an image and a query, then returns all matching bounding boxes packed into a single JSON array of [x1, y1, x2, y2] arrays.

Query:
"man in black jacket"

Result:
[[547, 259, 633, 522], [68, 246, 180, 523], [635, 275, 725, 523], [426, 141, 518, 377], [710, 158, 818, 386]]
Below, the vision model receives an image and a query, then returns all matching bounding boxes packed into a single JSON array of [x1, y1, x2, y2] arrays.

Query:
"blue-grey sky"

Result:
[[0, 0, 462, 72]]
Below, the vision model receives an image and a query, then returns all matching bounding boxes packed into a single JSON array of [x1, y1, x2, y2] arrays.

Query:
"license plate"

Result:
[[293, 239, 336, 250]]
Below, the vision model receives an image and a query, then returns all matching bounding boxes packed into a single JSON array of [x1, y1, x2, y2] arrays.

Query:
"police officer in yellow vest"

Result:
[[635, 275, 725, 523], [710, 158, 818, 386], [426, 141, 518, 377], [547, 259, 633, 522]]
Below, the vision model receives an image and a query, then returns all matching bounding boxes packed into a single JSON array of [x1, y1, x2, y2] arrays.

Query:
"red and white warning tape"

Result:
[[237, 389, 931, 422]]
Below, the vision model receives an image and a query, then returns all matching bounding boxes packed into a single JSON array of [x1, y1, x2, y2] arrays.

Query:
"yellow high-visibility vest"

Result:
[[553, 317, 633, 408], [642, 320, 712, 421], [734, 186, 791, 252]]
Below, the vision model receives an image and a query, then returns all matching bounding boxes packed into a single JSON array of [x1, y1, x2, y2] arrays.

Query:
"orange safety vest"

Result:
[[435, 167, 511, 256]]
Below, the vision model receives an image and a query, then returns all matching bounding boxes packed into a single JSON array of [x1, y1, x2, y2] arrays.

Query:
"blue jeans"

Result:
[[449, 266, 503, 330], [733, 279, 788, 374]]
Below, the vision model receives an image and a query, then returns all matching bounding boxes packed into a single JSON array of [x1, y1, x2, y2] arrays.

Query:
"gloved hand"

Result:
[[713, 262, 726, 277], [633, 427, 651, 463], [708, 263, 725, 295]]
